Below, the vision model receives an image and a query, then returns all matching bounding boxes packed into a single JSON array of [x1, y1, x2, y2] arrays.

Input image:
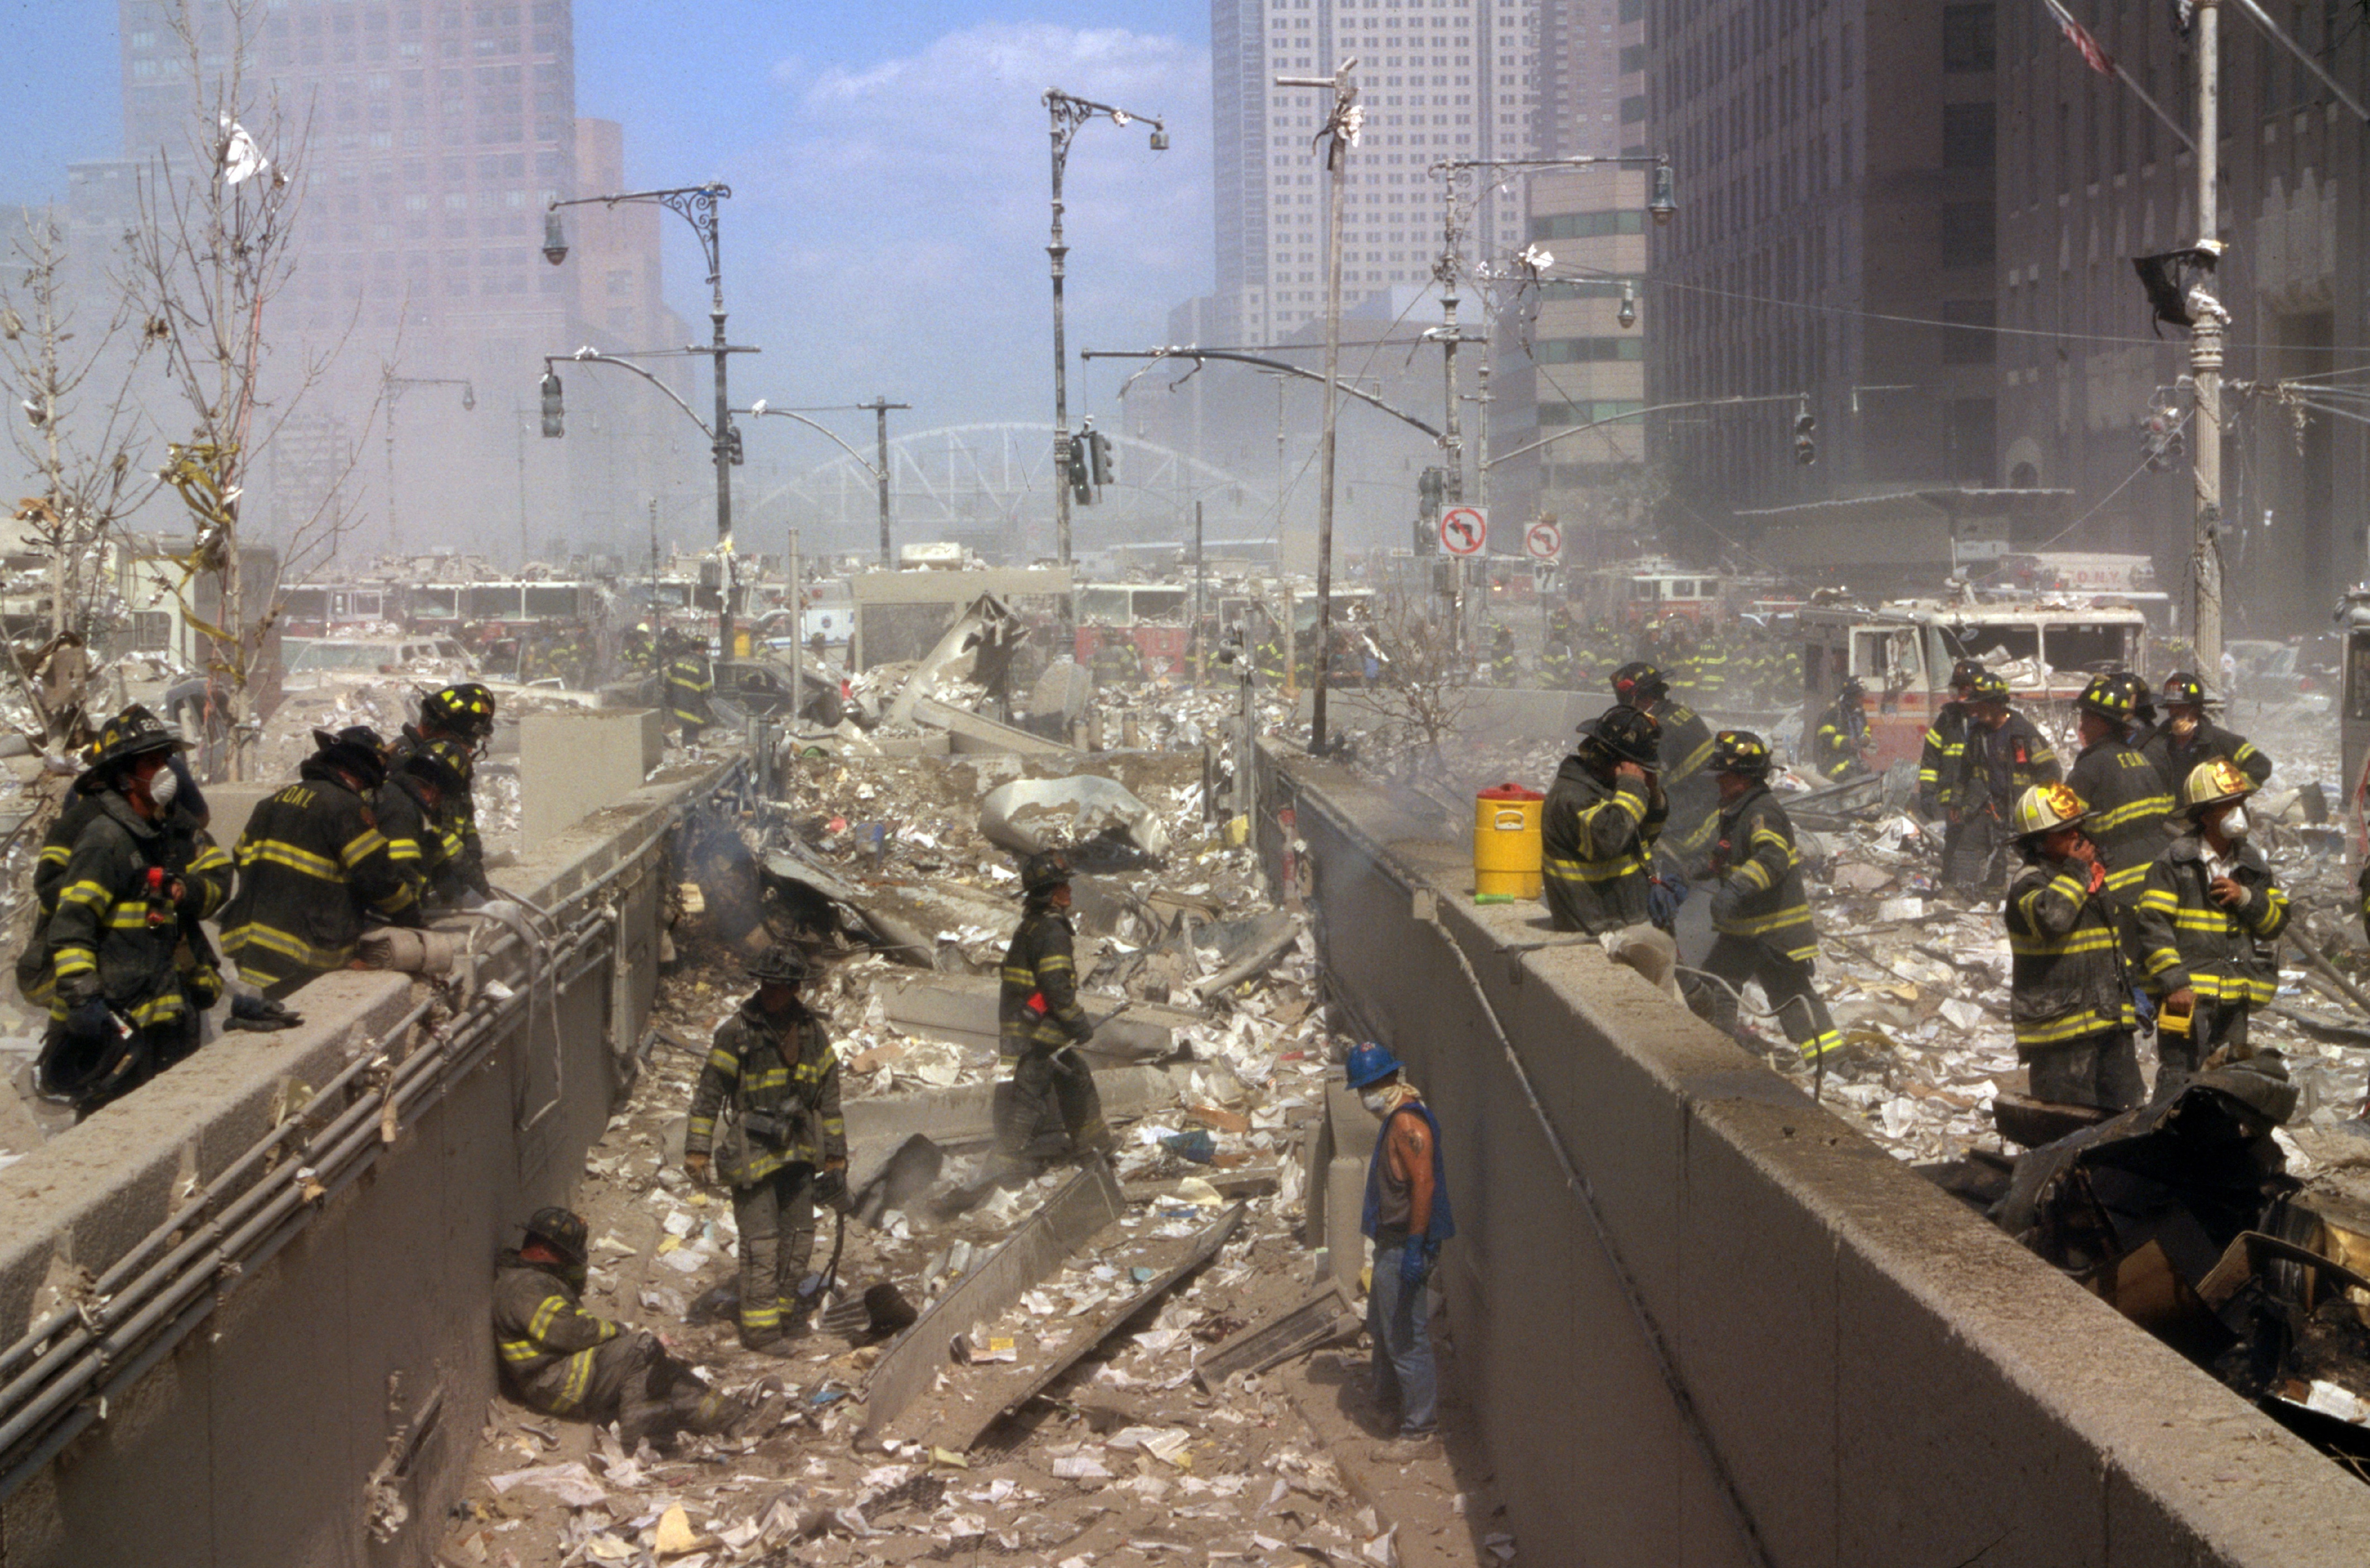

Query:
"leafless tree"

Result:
[[123, 0, 383, 777], [1338, 593, 1475, 784], [0, 211, 160, 744]]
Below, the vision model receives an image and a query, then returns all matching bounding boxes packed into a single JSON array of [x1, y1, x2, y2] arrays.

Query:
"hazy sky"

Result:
[[0, 0, 1219, 446]]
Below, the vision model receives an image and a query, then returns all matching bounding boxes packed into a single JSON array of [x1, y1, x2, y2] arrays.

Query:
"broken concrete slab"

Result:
[[980, 774, 1172, 862], [843, 1065, 1183, 1155], [908, 696, 1075, 758], [1193, 1278, 1360, 1390], [872, 971, 1202, 1062]]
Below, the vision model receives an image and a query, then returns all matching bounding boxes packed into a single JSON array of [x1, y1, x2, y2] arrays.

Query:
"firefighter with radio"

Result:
[[2003, 784, 2146, 1112]]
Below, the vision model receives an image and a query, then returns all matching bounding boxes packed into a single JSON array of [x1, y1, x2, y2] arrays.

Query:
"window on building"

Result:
[[1942, 5, 1996, 72], [1942, 101, 1995, 168]]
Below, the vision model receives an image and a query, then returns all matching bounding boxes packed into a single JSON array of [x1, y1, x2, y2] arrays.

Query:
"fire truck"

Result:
[[1797, 593, 2153, 771]]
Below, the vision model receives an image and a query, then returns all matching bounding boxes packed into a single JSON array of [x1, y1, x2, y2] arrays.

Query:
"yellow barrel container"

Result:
[[1473, 782, 1545, 899]]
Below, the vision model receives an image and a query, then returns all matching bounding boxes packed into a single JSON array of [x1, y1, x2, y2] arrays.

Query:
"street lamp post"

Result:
[[1043, 89, 1167, 595], [381, 373, 473, 558], [738, 400, 910, 566], [544, 183, 753, 655]]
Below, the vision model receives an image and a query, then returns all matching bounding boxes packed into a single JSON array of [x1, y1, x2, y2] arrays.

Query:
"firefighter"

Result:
[[27, 708, 218, 1116], [1917, 659, 1981, 827], [1810, 677, 1873, 782], [1950, 670, 2061, 891], [1542, 705, 1667, 939], [493, 1207, 744, 1446], [1538, 633, 1576, 691], [683, 945, 847, 1352], [2003, 784, 2145, 1112], [2062, 673, 2175, 918], [394, 682, 496, 902], [1690, 628, 1733, 707], [1693, 730, 1842, 1062], [376, 738, 474, 911], [2132, 759, 2291, 1097], [218, 726, 422, 999], [997, 850, 1108, 1161], [1489, 624, 1519, 687], [2142, 672, 2272, 791], [665, 633, 715, 746], [621, 621, 657, 676], [1611, 661, 1719, 861], [1545, 598, 1578, 652]]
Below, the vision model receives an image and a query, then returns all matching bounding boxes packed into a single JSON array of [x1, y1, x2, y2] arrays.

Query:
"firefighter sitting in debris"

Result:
[[27, 708, 225, 1116], [684, 944, 847, 1354], [1692, 730, 1842, 1062], [2132, 759, 2291, 1098], [494, 1207, 749, 1447], [2003, 784, 2145, 1113], [2142, 671, 2272, 792], [1949, 670, 2061, 892], [997, 851, 1110, 1162], [664, 633, 715, 746], [1810, 677, 1873, 782], [375, 738, 475, 912], [218, 726, 422, 999], [393, 682, 497, 903]]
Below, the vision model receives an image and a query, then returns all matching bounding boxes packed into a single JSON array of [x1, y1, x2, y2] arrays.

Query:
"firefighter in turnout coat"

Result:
[[2062, 674, 2176, 918], [493, 1207, 738, 1445], [1542, 705, 1667, 936], [1695, 730, 1842, 1061], [391, 682, 496, 901], [1952, 669, 2061, 889], [2132, 758, 2292, 1096], [375, 738, 475, 912], [998, 851, 1109, 1160], [2141, 671, 2272, 791], [28, 707, 220, 1115], [665, 634, 716, 745], [1612, 660, 1718, 861], [217, 726, 421, 999], [1918, 660, 1982, 870], [2002, 783, 2145, 1111], [684, 945, 847, 1352]]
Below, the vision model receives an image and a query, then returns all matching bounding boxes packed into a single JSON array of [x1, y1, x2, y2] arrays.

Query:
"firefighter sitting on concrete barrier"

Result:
[[394, 682, 497, 901], [2002, 783, 2145, 1113], [218, 725, 422, 999], [1348, 1041, 1454, 1444], [28, 707, 223, 1116], [684, 944, 848, 1354], [1541, 705, 1678, 992], [2132, 759, 2291, 1099], [997, 850, 1111, 1160], [494, 1207, 748, 1447], [1690, 729, 1842, 1061]]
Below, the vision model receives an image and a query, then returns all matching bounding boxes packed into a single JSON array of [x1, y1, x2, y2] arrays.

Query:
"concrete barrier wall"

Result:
[[1264, 744, 2370, 1568], [0, 758, 737, 1568]]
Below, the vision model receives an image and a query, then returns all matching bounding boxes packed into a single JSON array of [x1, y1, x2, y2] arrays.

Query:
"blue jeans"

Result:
[[1366, 1233, 1437, 1434]]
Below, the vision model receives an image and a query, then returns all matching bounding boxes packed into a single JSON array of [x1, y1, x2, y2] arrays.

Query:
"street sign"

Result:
[[1524, 520, 1563, 561], [1438, 506, 1488, 556]]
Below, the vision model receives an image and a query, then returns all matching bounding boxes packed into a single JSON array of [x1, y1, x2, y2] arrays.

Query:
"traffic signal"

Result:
[[1792, 408, 1817, 466], [1065, 433, 1092, 505], [539, 370, 563, 438], [1415, 466, 1447, 554], [1088, 427, 1113, 488], [724, 423, 745, 466]]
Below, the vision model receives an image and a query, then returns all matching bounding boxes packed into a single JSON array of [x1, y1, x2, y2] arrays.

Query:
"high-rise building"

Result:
[[1643, 1, 1998, 530], [1536, 0, 1639, 159], [1209, 0, 1545, 348], [104, 0, 683, 562]]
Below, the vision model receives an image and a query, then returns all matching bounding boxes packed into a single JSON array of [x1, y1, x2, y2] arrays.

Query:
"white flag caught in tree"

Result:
[[219, 115, 269, 186]]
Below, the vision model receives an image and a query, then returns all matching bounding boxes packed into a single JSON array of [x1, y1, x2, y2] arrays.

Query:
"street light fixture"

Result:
[[543, 182, 757, 655], [1043, 87, 1167, 600], [1618, 280, 1638, 329], [382, 372, 475, 557]]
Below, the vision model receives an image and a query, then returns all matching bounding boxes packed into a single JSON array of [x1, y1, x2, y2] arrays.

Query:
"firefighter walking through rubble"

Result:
[[684, 945, 848, 1354], [2003, 784, 2146, 1112], [1347, 1041, 1454, 1443], [997, 851, 1111, 1160], [493, 1206, 747, 1446], [1691, 730, 1842, 1061], [2132, 759, 2291, 1097]]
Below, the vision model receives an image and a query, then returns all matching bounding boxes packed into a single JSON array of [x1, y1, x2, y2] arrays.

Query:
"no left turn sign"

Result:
[[1525, 520, 1563, 561], [1439, 505, 1488, 556]]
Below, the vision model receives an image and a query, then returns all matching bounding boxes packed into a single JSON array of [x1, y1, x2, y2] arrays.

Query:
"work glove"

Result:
[[63, 997, 117, 1046], [684, 1152, 712, 1187], [186, 968, 224, 1012], [1709, 879, 1745, 926], [1397, 1239, 1434, 1287], [813, 1164, 847, 1206], [226, 994, 303, 1033]]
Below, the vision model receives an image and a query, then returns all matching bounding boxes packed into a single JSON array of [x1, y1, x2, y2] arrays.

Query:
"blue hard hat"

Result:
[[1344, 1041, 1403, 1089]]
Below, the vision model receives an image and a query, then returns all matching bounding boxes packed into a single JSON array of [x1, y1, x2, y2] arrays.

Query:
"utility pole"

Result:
[[2190, 0, 2225, 672], [1277, 58, 1359, 753], [861, 396, 909, 566], [1194, 499, 1207, 689], [786, 524, 802, 727]]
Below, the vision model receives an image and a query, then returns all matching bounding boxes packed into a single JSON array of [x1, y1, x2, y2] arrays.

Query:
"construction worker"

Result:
[[493, 1207, 745, 1446], [2132, 759, 2291, 1097], [1347, 1040, 1454, 1442], [1917, 659, 1981, 825], [684, 945, 847, 1353], [1810, 677, 1873, 782], [665, 633, 715, 746], [2062, 674, 2175, 918], [1951, 670, 2061, 891], [1694, 730, 1842, 1062], [376, 738, 474, 911], [1612, 660, 1719, 863], [393, 682, 497, 902], [2142, 672, 2272, 791], [2003, 784, 2145, 1112], [1489, 624, 1519, 687], [27, 708, 220, 1116], [218, 726, 422, 999], [997, 850, 1109, 1160]]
